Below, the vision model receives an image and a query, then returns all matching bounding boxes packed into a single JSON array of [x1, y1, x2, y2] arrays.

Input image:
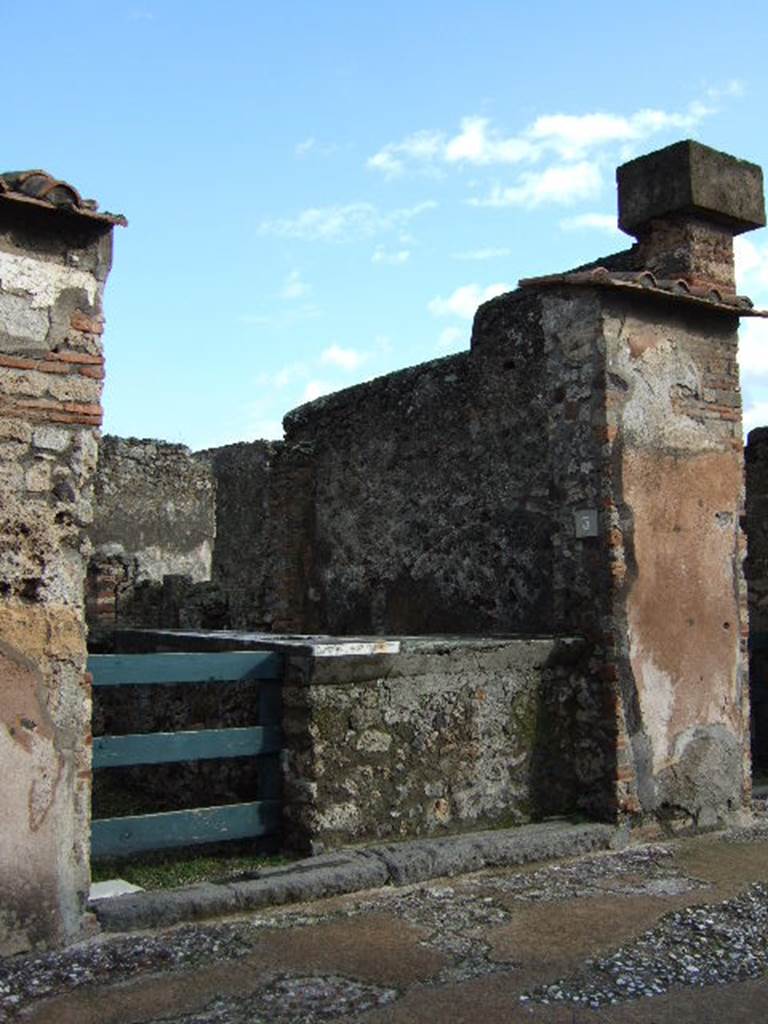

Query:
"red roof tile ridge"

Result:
[[518, 266, 764, 317]]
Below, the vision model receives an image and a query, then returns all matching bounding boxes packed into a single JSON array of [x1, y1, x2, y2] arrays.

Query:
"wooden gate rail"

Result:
[[89, 651, 282, 858]]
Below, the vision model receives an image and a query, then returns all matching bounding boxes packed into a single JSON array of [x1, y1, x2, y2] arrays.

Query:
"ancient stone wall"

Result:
[[270, 141, 763, 832], [746, 428, 768, 633], [110, 628, 593, 854], [87, 436, 217, 639], [278, 306, 555, 635], [745, 427, 768, 773], [92, 435, 215, 582], [0, 177, 121, 953], [199, 440, 278, 630], [79, 141, 762, 850], [88, 438, 284, 638], [281, 637, 590, 853]]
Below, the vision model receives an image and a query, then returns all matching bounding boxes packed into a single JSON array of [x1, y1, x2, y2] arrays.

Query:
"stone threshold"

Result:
[[91, 820, 624, 933]]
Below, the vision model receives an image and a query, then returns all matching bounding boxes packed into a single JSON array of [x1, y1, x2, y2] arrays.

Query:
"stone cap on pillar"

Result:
[[615, 141, 764, 292], [617, 140, 765, 237]]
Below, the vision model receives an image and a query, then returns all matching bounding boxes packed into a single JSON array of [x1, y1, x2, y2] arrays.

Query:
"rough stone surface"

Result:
[[617, 140, 766, 236], [80, 142, 760, 871], [3, 820, 767, 1023], [198, 440, 279, 630], [92, 821, 617, 934], [277, 298, 554, 635], [745, 427, 768, 774], [85, 436, 225, 651], [280, 637, 596, 852], [87, 438, 280, 640], [0, 193, 118, 953], [108, 629, 600, 853]]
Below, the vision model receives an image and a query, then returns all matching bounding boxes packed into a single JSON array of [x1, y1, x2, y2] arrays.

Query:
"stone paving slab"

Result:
[[5, 821, 768, 1024]]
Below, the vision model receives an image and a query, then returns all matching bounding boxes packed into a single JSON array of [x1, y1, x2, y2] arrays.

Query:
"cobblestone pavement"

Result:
[[5, 819, 768, 1024]]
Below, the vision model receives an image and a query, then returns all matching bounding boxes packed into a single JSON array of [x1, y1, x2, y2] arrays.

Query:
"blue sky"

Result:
[[3, 1, 768, 449]]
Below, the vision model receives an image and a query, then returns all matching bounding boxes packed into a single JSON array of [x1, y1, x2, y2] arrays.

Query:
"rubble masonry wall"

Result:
[[0, 201, 113, 953]]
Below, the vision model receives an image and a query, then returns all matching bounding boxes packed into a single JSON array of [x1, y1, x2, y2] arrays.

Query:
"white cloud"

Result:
[[527, 104, 708, 159], [743, 399, 768, 435], [372, 247, 410, 265], [303, 380, 333, 402], [736, 237, 768, 293], [259, 200, 436, 242], [367, 95, 723, 177], [321, 344, 366, 372], [368, 118, 534, 177], [707, 80, 744, 101], [294, 137, 338, 159], [280, 270, 310, 300], [255, 361, 310, 390], [444, 117, 536, 166], [249, 418, 285, 440], [469, 162, 601, 208], [436, 326, 465, 351], [428, 282, 511, 320], [367, 130, 444, 177], [560, 212, 620, 233], [239, 305, 320, 329], [452, 247, 511, 261], [739, 317, 768, 377], [295, 137, 315, 157]]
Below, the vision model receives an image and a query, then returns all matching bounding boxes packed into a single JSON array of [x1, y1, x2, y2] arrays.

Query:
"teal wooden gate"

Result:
[[89, 651, 282, 858]]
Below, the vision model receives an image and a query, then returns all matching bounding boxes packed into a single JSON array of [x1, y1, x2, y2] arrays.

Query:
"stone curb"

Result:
[[92, 821, 626, 933]]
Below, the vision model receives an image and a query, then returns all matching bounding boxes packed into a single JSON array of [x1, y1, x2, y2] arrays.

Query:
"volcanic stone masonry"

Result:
[[274, 141, 766, 830], [0, 172, 124, 954], [746, 426, 768, 775], [93, 141, 767, 848], [87, 435, 216, 641]]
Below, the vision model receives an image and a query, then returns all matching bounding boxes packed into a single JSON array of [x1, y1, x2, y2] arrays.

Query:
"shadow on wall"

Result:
[[529, 639, 618, 823]]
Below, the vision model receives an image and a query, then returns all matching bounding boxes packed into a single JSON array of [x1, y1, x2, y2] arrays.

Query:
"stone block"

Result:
[[33, 425, 71, 452], [617, 140, 766, 236], [0, 417, 31, 443], [0, 292, 49, 352], [25, 461, 51, 493]]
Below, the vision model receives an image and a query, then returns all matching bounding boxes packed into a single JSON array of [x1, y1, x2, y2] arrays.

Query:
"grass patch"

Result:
[[91, 849, 294, 891]]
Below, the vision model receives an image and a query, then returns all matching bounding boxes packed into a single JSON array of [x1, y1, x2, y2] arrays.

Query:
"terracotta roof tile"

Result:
[[519, 267, 766, 317], [0, 169, 126, 226]]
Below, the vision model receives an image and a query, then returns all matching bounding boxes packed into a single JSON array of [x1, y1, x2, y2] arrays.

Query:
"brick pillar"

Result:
[[602, 142, 764, 828], [523, 141, 765, 829], [0, 172, 124, 952], [618, 140, 764, 293]]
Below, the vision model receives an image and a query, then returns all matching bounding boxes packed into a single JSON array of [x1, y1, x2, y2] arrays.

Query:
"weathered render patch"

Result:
[[604, 295, 749, 827], [0, 251, 99, 310]]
